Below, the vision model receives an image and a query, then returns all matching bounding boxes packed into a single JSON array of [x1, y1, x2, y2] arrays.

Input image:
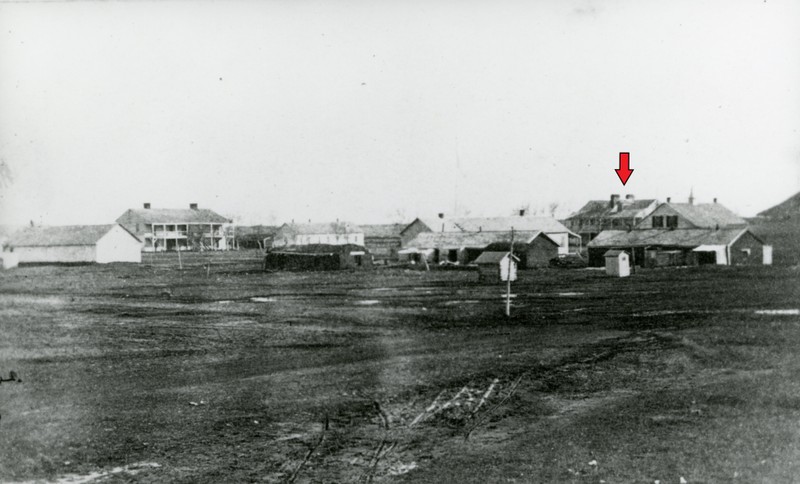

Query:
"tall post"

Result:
[[506, 227, 514, 317]]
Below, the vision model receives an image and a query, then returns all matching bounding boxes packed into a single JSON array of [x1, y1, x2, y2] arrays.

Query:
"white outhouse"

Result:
[[475, 251, 519, 283], [604, 249, 630, 277]]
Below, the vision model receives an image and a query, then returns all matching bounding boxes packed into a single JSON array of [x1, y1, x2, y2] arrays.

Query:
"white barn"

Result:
[[8, 225, 142, 264]]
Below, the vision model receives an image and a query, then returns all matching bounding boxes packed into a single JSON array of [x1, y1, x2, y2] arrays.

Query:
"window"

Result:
[[652, 216, 664, 228], [666, 216, 679, 228], [741, 248, 751, 257]]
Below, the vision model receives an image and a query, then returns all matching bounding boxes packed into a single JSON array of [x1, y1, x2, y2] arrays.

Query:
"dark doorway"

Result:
[[697, 251, 716, 265]]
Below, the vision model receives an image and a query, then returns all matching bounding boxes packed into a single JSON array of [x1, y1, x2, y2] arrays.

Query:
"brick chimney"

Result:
[[519, 209, 526, 216], [438, 213, 445, 219], [666, 197, 671, 203], [189, 203, 198, 210], [713, 197, 718, 203], [625, 194, 635, 201], [143, 202, 151, 209], [609, 194, 621, 208]]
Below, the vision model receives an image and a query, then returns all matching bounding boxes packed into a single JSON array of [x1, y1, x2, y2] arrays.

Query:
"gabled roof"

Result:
[[604, 249, 628, 257], [117, 208, 230, 225], [587, 228, 754, 249], [409, 216, 573, 234], [405, 217, 466, 234], [279, 221, 363, 235], [361, 223, 406, 238], [452, 216, 572, 233], [474, 251, 519, 264], [9, 224, 138, 247], [586, 230, 627, 245], [483, 232, 560, 251], [406, 230, 542, 249], [662, 203, 747, 228], [566, 199, 658, 219]]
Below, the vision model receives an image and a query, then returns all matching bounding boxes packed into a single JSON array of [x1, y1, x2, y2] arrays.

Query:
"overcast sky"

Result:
[[0, 0, 798, 226]]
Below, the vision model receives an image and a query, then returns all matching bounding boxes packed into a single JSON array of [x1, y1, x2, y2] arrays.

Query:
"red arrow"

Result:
[[615, 152, 634, 185]]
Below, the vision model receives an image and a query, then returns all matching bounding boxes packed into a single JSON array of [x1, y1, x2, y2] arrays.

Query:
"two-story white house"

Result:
[[116, 203, 232, 252]]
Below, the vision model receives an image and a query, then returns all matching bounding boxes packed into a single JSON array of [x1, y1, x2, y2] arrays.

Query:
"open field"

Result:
[[1, 251, 800, 483]]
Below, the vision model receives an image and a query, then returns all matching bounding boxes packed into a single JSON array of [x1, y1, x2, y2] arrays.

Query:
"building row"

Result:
[[569, 193, 770, 267], [0, 194, 774, 269]]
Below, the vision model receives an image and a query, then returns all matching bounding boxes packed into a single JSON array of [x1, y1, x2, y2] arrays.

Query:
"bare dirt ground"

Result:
[[1, 252, 799, 483]]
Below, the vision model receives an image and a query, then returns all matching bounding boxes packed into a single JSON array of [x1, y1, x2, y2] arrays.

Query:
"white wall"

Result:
[[1, 251, 19, 269], [546, 232, 570, 255], [15, 245, 96, 263], [293, 233, 365, 246], [96, 225, 142, 263]]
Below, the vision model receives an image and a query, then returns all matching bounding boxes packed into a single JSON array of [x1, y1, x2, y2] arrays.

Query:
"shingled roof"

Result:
[[587, 228, 757, 249], [663, 203, 747, 228], [9, 224, 138, 247], [412, 216, 573, 234], [116, 208, 230, 225], [474, 251, 519, 264], [406, 230, 544, 249], [361, 223, 406, 238], [566, 199, 658, 219]]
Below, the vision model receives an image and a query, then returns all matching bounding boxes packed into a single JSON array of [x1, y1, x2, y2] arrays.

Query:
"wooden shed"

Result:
[[475, 251, 519, 283], [483, 231, 560, 269], [604, 249, 630, 277]]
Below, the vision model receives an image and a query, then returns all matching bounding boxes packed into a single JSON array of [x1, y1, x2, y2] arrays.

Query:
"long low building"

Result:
[[587, 227, 770, 267], [7, 224, 142, 264], [264, 244, 371, 271], [400, 230, 559, 267], [401, 213, 580, 255]]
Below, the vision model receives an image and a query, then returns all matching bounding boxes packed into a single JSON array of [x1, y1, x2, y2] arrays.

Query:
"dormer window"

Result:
[[666, 216, 678, 228], [652, 216, 664, 228]]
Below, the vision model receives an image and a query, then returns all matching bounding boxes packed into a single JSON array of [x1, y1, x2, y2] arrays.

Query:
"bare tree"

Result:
[[548, 202, 559, 218], [389, 207, 409, 224]]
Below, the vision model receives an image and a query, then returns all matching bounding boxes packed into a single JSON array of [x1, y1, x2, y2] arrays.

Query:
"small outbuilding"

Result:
[[475, 251, 519, 284], [483, 231, 561, 269], [604, 249, 630, 277], [8, 224, 142, 264]]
